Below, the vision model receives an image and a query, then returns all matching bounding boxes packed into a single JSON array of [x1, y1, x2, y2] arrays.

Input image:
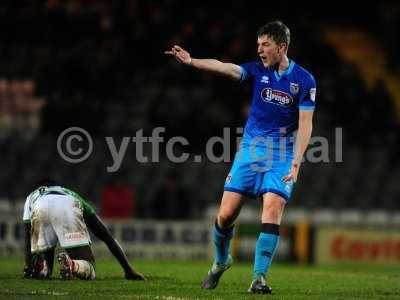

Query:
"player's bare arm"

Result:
[[23, 223, 32, 277], [283, 110, 314, 183], [165, 45, 242, 81], [84, 212, 145, 280]]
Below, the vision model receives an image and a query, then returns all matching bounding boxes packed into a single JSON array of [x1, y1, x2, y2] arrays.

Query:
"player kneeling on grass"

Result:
[[22, 179, 145, 281]]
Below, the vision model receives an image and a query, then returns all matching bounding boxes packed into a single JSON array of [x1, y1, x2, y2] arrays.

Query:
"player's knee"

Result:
[[263, 209, 280, 222], [262, 199, 285, 223], [217, 214, 234, 229], [264, 196, 285, 210], [265, 202, 284, 213]]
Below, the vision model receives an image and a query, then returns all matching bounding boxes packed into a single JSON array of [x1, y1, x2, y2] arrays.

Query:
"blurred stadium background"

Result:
[[1, 1, 400, 266]]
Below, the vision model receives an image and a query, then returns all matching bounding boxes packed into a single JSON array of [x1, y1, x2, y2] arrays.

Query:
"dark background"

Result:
[[0, 0, 399, 218]]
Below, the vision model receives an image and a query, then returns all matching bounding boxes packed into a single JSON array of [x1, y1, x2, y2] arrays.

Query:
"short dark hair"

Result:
[[32, 178, 57, 190], [257, 21, 290, 47]]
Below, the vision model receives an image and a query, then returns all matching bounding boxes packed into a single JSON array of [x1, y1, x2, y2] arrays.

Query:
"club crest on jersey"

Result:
[[226, 174, 232, 183], [261, 76, 269, 84], [310, 88, 316, 102], [290, 82, 299, 94], [260, 88, 294, 107]]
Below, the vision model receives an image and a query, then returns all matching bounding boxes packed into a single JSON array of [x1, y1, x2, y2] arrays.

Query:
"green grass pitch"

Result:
[[1, 257, 400, 300]]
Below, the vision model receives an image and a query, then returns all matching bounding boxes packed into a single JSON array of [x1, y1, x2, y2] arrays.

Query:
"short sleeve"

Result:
[[64, 188, 96, 215], [22, 197, 31, 223], [81, 198, 96, 215], [299, 73, 316, 110], [239, 61, 258, 83]]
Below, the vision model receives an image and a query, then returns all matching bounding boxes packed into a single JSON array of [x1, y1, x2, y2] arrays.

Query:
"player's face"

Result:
[[257, 35, 285, 68]]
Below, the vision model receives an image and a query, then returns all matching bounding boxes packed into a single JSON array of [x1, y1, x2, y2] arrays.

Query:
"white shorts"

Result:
[[30, 194, 91, 253]]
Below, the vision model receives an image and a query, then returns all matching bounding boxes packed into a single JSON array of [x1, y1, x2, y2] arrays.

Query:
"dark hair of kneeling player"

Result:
[[32, 177, 58, 190]]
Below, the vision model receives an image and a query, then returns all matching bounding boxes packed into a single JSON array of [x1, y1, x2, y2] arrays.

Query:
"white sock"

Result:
[[72, 260, 95, 280]]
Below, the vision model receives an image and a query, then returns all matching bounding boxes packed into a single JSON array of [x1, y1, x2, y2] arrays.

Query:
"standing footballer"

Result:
[[166, 21, 316, 294]]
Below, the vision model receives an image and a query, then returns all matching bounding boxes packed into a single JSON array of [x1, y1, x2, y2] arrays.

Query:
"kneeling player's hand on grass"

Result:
[[23, 265, 34, 278], [125, 269, 146, 281], [165, 45, 192, 65]]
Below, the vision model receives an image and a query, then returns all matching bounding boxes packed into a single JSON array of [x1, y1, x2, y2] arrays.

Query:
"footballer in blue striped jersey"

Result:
[[166, 20, 315, 294]]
